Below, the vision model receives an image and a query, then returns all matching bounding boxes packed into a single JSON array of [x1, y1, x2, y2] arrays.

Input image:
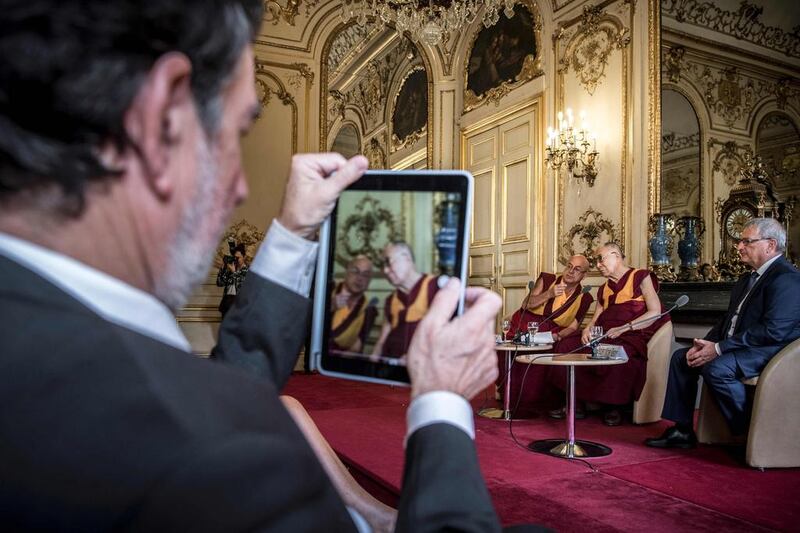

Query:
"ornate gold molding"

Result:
[[462, 1, 544, 113], [661, 0, 800, 58], [264, 0, 320, 26], [390, 65, 428, 152], [253, 66, 298, 154], [559, 207, 620, 266], [708, 138, 753, 187], [557, 5, 631, 96], [663, 45, 685, 83], [215, 219, 266, 267], [648, 0, 661, 225], [365, 136, 387, 168]]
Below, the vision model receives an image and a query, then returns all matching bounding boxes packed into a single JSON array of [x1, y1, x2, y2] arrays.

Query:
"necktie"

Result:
[[726, 271, 760, 338], [745, 271, 759, 293]]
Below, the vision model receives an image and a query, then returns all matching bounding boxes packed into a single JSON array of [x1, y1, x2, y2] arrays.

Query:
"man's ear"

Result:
[[123, 52, 194, 198]]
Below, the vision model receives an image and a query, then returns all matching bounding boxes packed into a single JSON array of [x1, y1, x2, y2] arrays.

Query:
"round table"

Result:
[[478, 343, 552, 421], [515, 353, 626, 458]]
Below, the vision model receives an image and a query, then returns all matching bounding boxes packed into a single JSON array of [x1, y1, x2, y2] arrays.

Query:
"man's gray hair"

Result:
[[601, 242, 626, 259], [744, 218, 787, 252]]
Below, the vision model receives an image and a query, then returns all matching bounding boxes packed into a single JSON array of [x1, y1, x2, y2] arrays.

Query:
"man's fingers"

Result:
[[327, 155, 368, 190], [293, 152, 348, 176], [459, 288, 502, 325], [424, 278, 462, 327]]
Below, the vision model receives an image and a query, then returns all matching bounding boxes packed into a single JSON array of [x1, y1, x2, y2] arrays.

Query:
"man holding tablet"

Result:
[[0, 1, 511, 530]]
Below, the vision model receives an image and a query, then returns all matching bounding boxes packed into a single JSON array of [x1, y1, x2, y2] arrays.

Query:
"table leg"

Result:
[[528, 363, 613, 458], [478, 351, 518, 420]]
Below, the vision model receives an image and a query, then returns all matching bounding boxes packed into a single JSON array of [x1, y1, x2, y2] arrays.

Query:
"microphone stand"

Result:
[[561, 296, 689, 359], [510, 280, 535, 343]]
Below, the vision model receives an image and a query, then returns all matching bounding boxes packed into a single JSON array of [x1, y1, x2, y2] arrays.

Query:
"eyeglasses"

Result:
[[735, 237, 774, 246], [565, 264, 586, 274], [594, 252, 618, 264]]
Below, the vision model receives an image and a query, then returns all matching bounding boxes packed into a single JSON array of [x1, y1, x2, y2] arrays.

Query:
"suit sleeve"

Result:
[[718, 272, 800, 353], [395, 424, 501, 533], [134, 433, 356, 532], [212, 273, 310, 389]]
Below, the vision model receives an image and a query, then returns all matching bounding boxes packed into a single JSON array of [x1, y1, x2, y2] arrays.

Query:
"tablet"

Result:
[[310, 170, 473, 386]]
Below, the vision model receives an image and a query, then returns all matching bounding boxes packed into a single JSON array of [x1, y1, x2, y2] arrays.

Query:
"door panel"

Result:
[[463, 103, 539, 322]]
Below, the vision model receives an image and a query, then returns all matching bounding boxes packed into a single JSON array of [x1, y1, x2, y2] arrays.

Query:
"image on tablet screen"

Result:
[[328, 189, 460, 369]]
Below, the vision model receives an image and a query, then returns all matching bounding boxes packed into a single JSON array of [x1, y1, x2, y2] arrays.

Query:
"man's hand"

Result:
[[333, 288, 350, 310], [226, 262, 236, 273], [581, 326, 592, 345], [278, 153, 369, 239], [686, 338, 717, 367], [606, 325, 628, 339], [406, 279, 502, 400]]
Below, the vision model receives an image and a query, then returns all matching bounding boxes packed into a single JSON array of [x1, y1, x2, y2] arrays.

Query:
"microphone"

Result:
[[510, 280, 535, 342], [538, 285, 593, 328], [562, 294, 689, 356]]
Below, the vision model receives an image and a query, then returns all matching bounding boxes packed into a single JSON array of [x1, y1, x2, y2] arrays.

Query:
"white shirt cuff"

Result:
[[406, 391, 475, 443], [714, 342, 722, 356], [250, 220, 318, 297]]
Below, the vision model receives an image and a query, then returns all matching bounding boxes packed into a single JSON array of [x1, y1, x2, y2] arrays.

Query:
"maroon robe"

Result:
[[500, 272, 594, 410], [382, 275, 440, 358], [550, 268, 669, 405]]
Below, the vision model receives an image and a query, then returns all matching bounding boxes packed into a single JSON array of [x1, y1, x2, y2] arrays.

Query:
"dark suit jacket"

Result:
[[704, 255, 800, 377], [0, 254, 500, 532]]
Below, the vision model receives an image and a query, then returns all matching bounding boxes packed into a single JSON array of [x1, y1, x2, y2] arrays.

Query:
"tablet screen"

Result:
[[312, 171, 471, 385]]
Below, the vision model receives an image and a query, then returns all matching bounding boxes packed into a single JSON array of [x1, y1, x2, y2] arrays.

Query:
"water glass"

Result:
[[501, 319, 511, 340], [527, 321, 539, 344], [590, 325, 603, 342]]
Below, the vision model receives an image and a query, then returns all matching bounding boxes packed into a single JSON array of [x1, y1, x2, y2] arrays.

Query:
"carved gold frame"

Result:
[[319, 21, 434, 168], [554, 0, 634, 271], [462, 0, 544, 113], [390, 65, 429, 152], [647, 0, 662, 266]]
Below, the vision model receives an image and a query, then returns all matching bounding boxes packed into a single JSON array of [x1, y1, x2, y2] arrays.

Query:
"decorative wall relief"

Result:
[[286, 63, 314, 89], [558, 5, 631, 96], [559, 208, 620, 267], [709, 138, 753, 187], [663, 45, 685, 83], [254, 67, 298, 153], [326, 23, 376, 75], [365, 136, 386, 169], [335, 195, 400, 267], [463, 2, 543, 111], [661, 0, 800, 58], [217, 220, 265, 267], [264, 0, 320, 26]]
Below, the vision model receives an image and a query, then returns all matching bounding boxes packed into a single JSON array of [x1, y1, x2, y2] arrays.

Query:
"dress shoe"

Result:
[[603, 409, 622, 426], [645, 425, 697, 449], [547, 405, 585, 420]]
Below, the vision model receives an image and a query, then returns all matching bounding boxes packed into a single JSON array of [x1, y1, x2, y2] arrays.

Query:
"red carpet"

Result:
[[284, 373, 800, 532]]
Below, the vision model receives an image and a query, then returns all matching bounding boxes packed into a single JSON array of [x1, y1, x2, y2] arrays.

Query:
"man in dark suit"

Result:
[[0, 1, 509, 531], [646, 218, 800, 448]]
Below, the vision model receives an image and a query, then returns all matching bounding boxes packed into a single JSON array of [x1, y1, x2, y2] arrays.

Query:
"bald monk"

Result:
[[330, 255, 377, 353], [506, 255, 594, 342], [372, 242, 441, 359]]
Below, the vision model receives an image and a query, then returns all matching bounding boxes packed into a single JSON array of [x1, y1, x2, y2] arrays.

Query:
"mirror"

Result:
[[331, 123, 361, 158], [322, 26, 432, 170], [661, 89, 701, 218], [659, 1, 800, 277], [756, 111, 800, 260]]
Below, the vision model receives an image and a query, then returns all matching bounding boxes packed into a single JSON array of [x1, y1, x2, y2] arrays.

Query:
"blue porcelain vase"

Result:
[[676, 215, 705, 281], [648, 213, 673, 267], [435, 194, 459, 275]]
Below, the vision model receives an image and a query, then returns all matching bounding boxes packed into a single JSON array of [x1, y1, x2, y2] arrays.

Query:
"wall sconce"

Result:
[[545, 108, 599, 187]]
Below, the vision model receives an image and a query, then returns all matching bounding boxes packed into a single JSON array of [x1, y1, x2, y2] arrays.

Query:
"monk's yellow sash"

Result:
[[389, 275, 435, 328]]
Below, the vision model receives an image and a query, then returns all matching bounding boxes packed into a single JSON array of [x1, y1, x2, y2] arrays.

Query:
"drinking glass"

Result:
[[527, 321, 539, 345], [501, 319, 511, 340], [590, 325, 603, 342]]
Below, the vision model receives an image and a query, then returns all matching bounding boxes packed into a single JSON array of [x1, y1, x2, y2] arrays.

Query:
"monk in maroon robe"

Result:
[[551, 243, 668, 426], [500, 255, 594, 413], [372, 242, 440, 359], [330, 255, 377, 353]]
